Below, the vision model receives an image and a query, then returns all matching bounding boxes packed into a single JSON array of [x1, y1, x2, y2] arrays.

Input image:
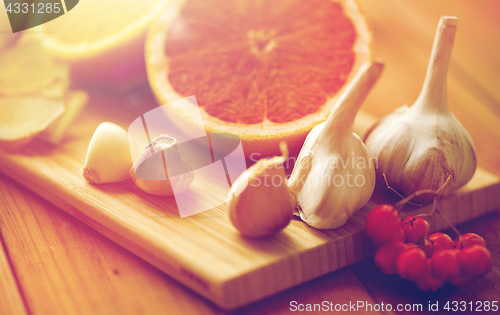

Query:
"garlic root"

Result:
[[227, 142, 293, 238]]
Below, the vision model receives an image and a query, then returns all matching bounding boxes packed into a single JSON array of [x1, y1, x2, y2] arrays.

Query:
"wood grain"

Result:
[[0, 101, 498, 309], [2, 171, 498, 315], [0, 174, 389, 315], [0, 0, 499, 313], [0, 224, 28, 315], [2, 0, 500, 307], [0, 176, 219, 315]]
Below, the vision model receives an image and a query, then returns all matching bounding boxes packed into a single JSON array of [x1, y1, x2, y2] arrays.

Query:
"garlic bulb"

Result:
[[364, 16, 477, 203], [287, 61, 384, 229], [227, 143, 294, 238], [130, 134, 194, 196], [84, 122, 132, 184]]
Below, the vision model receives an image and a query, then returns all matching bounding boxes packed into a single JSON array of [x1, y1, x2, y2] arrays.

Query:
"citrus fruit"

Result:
[[146, 0, 371, 157], [0, 36, 68, 96], [34, 0, 169, 89], [0, 7, 20, 50], [0, 97, 64, 150], [39, 90, 89, 145]]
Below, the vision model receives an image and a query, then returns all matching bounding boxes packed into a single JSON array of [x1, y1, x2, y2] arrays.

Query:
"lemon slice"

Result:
[[35, 0, 168, 60], [0, 37, 68, 96], [0, 97, 64, 150], [0, 5, 20, 50], [34, 0, 169, 88], [39, 90, 89, 144], [38, 71, 71, 99]]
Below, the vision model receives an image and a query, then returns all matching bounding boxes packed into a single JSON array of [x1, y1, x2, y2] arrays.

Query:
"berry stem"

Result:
[[393, 175, 452, 210], [422, 196, 439, 246], [382, 174, 421, 208], [382, 174, 457, 248], [436, 208, 462, 239]]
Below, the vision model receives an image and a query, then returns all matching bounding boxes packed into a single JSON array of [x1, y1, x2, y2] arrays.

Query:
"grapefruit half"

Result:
[[147, 0, 371, 157]]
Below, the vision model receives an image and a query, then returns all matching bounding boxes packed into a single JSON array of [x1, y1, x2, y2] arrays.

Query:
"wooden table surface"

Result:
[[1, 0, 500, 314]]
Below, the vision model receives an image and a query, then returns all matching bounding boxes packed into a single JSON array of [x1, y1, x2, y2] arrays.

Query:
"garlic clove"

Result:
[[227, 143, 293, 238], [288, 61, 384, 229], [364, 16, 477, 203], [83, 122, 132, 184], [290, 131, 376, 229], [130, 134, 194, 196]]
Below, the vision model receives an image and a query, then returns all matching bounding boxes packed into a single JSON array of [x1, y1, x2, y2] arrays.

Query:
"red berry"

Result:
[[431, 249, 462, 282], [396, 247, 427, 281], [373, 228, 405, 246], [402, 216, 428, 244], [422, 233, 453, 257], [416, 259, 443, 291], [365, 205, 401, 242], [375, 241, 407, 275], [459, 245, 492, 277], [454, 233, 486, 249], [395, 228, 405, 242]]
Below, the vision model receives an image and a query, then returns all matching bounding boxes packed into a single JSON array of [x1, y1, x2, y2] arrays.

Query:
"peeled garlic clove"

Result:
[[83, 122, 132, 184], [130, 135, 194, 196], [227, 143, 293, 238], [364, 16, 477, 203], [288, 61, 384, 229]]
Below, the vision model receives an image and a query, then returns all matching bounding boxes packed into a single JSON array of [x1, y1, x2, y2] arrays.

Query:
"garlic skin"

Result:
[[288, 61, 384, 229], [364, 16, 477, 202], [227, 143, 293, 238], [130, 135, 194, 196], [83, 122, 132, 184]]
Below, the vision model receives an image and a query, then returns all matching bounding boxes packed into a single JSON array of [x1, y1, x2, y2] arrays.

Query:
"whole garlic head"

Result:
[[288, 61, 384, 229], [364, 16, 477, 202], [364, 104, 476, 202]]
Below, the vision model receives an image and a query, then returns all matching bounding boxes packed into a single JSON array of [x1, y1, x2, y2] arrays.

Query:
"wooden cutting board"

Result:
[[0, 95, 499, 310]]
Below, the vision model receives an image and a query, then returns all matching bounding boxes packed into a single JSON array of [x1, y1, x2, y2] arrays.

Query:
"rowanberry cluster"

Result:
[[365, 204, 493, 291]]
